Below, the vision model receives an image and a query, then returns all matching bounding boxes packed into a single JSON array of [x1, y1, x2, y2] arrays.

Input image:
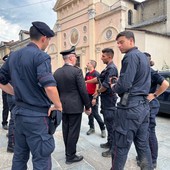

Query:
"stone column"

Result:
[[88, 8, 96, 60], [55, 22, 63, 67]]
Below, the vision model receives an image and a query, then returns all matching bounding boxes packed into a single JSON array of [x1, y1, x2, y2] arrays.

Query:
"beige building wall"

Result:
[[145, 34, 170, 71], [130, 29, 170, 71], [132, 30, 146, 52], [50, 0, 170, 74], [46, 37, 59, 72]]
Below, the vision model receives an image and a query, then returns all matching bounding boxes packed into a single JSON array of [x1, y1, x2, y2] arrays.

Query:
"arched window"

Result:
[[128, 10, 133, 25]]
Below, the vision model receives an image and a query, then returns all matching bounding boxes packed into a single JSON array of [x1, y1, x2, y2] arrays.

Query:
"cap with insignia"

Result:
[[2, 55, 8, 61], [60, 46, 76, 56], [32, 21, 55, 37]]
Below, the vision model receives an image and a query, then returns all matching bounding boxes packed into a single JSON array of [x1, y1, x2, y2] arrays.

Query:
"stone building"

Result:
[[0, 30, 30, 66], [47, 0, 170, 73]]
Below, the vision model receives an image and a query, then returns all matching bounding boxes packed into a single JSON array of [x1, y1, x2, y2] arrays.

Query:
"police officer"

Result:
[[111, 31, 153, 170], [141, 52, 169, 168], [0, 21, 62, 170], [86, 48, 118, 157], [1, 55, 9, 130], [53, 46, 91, 164], [85, 60, 106, 138]]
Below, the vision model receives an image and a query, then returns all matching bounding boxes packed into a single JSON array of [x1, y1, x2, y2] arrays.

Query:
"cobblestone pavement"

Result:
[[0, 102, 170, 170]]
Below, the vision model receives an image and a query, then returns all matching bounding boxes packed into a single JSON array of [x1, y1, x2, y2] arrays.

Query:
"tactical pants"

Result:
[[12, 107, 55, 170], [1, 91, 9, 126], [102, 109, 115, 147], [7, 94, 15, 146], [149, 99, 159, 165], [111, 99, 153, 170], [88, 95, 105, 130]]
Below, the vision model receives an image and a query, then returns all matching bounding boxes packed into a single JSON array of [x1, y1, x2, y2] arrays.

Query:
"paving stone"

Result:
[[0, 105, 170, 169]]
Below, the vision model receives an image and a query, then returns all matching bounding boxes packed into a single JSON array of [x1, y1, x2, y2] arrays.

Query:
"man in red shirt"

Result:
[[85, 60, 106, 137]]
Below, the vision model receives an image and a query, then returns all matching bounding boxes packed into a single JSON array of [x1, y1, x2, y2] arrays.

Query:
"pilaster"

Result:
[[55, 22, 63, 67], [88, 8, 96, 60]]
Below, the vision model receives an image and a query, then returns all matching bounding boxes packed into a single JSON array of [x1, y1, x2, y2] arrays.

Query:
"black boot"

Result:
[[102, 149, 111, 157], [100, 142, 110, 148], [86, 128, 95, 135], [7, 144, 14, 153]]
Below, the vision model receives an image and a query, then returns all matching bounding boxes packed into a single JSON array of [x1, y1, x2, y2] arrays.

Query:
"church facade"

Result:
[[47, 0, 170, 73]]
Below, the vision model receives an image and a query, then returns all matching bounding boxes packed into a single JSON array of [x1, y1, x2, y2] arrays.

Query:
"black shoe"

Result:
[[3, 125, 8, 130], [101, 130, 106, 138], [153, 162, 157, 169], [136, 156, 140, 166], [66, 155, 83, 164], [86, 128, 95, 135], [6, 133, 9, 137], [7, 145, 14, 153], [102, 149, 111, 157], [100, 142, 110, 148]]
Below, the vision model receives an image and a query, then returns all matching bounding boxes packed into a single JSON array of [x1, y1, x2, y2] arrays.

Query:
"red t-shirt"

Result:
[[85, 70, 100, 95]]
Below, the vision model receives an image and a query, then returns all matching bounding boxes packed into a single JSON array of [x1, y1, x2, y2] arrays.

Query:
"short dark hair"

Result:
[[102, 48, 114, 58], [144, 52, 154, 66], [143, 52, 151, 58], [116, 31, 135, 42], [90, 60, 97, 68], [29, 26, 43, 40]]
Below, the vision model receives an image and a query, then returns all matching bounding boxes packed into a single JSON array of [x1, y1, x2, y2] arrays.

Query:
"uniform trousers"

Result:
[[2, 91, 9, 126], [12, 107, 55, 170], [111, 98, 153, 170], [149, 99, 159, 165], [102, 109, 115, 147], [62, 113, 82, 160], [88, 95, 105, 130], [7, 94, 15, 146]]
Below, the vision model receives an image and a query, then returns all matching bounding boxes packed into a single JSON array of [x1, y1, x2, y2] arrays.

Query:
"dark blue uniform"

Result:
[[99, 61, 118, 148], [7, 94, 15, 152], [0, 42, 56, 170], [1, 91, 9, 128], [149, 68, 164, 166], [112, 47, 153, 170]]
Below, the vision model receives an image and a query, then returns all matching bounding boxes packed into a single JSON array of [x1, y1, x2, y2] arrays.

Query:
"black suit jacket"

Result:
[[53, 64, 90, 114]]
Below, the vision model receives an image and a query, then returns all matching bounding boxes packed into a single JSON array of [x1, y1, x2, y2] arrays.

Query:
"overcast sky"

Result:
[[0, 0, 56, 42]]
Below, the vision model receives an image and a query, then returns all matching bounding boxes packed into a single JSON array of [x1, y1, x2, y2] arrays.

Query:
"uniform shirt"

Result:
[[150, 68, 164, 93], [149, 68, 165, 108], [0, 42, 56, 114], [85, 70, 100, 95], [99, 61, 118, 110], [114, 47, 151, 97]]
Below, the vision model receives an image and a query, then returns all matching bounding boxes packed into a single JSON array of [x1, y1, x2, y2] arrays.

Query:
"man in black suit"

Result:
[[53, 46, 91, 164]]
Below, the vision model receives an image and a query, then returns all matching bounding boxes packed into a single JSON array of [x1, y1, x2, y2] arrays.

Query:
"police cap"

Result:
[[60, 46, 76, 56], [2, 55, 8, 61], [32, 21, 55, 37]]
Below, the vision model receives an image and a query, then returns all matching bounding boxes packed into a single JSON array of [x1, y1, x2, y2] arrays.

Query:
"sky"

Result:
[[0, 0, 57, 42]]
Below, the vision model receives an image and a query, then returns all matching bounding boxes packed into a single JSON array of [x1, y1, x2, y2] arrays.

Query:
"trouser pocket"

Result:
[[40, 135, 55, 157], [115, 126, 128, 147]]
